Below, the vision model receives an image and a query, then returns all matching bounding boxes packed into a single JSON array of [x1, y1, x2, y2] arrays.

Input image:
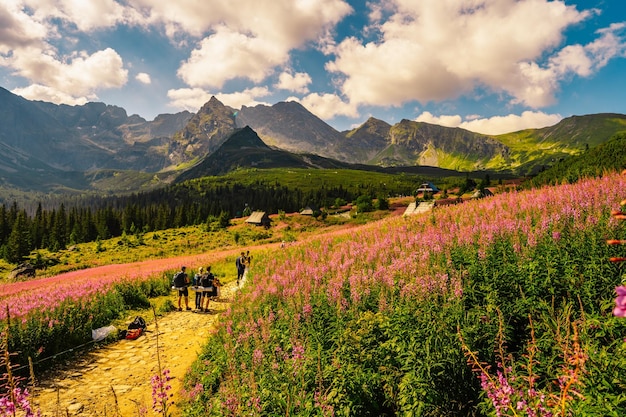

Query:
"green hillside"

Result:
[[526, 131, 626, 188], [495, 113, 626, 174]]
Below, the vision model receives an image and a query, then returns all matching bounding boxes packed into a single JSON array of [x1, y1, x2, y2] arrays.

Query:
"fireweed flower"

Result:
[[151, 369, 172, 413], [613, 286, 626, 317]]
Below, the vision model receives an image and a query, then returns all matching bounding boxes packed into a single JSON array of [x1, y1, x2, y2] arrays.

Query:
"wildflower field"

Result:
[[184, 172, 626, 416], [0, 251, 238, 375]]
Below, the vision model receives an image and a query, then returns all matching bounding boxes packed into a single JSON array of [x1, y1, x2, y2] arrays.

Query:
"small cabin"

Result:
[[245, 211, 271, 227], [300, 205, 319, 216]]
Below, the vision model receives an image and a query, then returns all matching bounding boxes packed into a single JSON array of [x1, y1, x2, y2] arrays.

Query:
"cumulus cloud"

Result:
[[326, 0, 620, 110], [145, 0, 352, 88], [12, 84, 91, 105], [415, 112, 463, 128], [215, 87, 271, 109], [166, 88, 213, 111], [25, 0, 133, 31], [275, 71, 312, 94], [416, 111, 563, 135], [177, 26, 286, 89], [136, 72, 151, 84], [0, 2, 48, 53], [0, 2, 129, 105], [9, 47, 127, 96], [6, 47, 127, 106], [291, 92, 358, 119], [167, 86, 270, 112]]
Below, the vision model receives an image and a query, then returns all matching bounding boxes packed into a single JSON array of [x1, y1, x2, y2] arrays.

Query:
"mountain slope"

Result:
[[494, 113, 626, 173], [0, 87, 192, 174], [1, 86, 626, 195], [237, 101, 346, 158], [167, 96, 238, 169], [175, 126, 355, 181], [526, 131, 626, 187]]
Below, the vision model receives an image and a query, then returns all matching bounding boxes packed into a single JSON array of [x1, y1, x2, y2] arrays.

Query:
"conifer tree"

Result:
[[5, 210, 31, 263]]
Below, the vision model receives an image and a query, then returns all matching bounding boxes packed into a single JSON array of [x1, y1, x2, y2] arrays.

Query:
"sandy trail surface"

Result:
[[30, 283, 237, 416]]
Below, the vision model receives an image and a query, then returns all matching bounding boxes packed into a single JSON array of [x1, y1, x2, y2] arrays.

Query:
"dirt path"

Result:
[[30, 282, 238, 416], [26, 220, 375, 416]]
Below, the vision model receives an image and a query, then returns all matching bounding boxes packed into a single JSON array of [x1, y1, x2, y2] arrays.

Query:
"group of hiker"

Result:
[[172, 250, 252, 312]]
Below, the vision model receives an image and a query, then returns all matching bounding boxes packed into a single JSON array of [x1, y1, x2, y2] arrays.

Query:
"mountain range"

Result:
[[1, 86, 625, 195]]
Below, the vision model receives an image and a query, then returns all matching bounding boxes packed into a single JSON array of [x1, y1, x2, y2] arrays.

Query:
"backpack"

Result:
[[125, 328, 142, 340], [172, 271, 186, 288], [199, 273, 214, 289], [125, 316, 146, 340], [128, 316, 147, 330]]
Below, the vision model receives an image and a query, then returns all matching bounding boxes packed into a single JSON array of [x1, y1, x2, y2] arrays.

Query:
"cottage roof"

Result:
[[246, 211, 269, 224]]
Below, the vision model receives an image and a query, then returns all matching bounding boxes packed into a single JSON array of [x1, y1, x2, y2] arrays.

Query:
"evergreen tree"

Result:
[[5, 210, 31, 263]]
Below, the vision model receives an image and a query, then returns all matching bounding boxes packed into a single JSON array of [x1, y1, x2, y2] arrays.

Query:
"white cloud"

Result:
[[275, 71, 311, 94], [12, 83, 91, 105], [0, 2, 48, 53], [167, 86, 270, 112], [177, 26, 286, 89], [7, 47, 127, 105], [132, 0, 352, 41], [166, 87, 213, 112], [25, 0, 133, 31], [0, 2, 129, 105], [327, 0, 615, 110], [291, 92, 358, 119], [136, 72, 151, 84], [416, 111, 563, 135], [415, 112, 463, 127], [2, 0, 352, 110], [215, 87, 271, 109], [9, 47, 127, 96], [138, 0, 351, 88]]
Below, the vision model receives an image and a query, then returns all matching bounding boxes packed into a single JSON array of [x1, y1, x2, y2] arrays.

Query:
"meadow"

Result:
[[2, 172, 626, 416], [0, 209, 374, 382], [182, 172, 626, 416]]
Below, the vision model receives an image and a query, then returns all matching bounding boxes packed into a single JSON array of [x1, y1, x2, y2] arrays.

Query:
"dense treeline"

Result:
[[0, 175, 407, 264]]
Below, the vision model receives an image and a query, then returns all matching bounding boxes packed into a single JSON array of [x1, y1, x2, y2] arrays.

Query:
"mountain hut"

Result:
[[245, 211, 271, 227]]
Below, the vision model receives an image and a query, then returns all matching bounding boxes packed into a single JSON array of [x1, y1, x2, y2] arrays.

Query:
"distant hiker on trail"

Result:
[[173, 266, 191, 311], [236, 252, 246, 286], [200, 265, 215, 312], [244, 250, 253, 270], [193, 267, 204, 310]]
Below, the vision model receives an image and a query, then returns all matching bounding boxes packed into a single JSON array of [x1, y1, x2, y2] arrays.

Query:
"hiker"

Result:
[[193, 267, 204, 310], [244, 250, 253, 270], [201, 266, 215, 312], [236, 252, 246, 286], [213, 274, 222, 300], [173, 266, 191, 311]]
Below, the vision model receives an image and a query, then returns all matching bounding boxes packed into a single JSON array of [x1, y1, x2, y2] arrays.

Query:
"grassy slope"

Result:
[[0, 207, 393, 280], [494, 113, 626, 173]]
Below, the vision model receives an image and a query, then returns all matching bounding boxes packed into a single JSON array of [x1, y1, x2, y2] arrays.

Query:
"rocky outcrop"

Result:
[[8, 263, 35, 280]]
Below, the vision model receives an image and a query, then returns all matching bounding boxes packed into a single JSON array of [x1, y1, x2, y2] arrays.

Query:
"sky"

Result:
[[0, 0, 625, 135]]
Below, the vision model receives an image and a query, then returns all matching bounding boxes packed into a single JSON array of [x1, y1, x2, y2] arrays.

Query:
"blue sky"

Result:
[[0, 0, 624, 134]]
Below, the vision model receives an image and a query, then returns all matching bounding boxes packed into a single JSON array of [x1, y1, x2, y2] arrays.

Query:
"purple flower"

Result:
[[613, 286, 626, 317]]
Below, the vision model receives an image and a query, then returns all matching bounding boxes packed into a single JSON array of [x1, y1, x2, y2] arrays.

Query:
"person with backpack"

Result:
[[200, 265, 215, 312], [236, 252, 246, 286], [172, 266, 191, 311], [192, 267, 204, 311]]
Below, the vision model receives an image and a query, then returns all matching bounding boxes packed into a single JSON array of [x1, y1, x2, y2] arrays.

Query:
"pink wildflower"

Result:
[[613, 286, 626, 317]]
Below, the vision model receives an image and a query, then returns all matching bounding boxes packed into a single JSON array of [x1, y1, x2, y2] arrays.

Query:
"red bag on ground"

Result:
[[125, 328, 143, 340]]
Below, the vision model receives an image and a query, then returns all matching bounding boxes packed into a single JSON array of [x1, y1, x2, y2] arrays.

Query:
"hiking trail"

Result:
[[30, 282, 238, 416]]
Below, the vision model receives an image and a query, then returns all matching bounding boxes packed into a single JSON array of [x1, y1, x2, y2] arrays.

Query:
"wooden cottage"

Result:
[[245, 211, 271, 227]]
